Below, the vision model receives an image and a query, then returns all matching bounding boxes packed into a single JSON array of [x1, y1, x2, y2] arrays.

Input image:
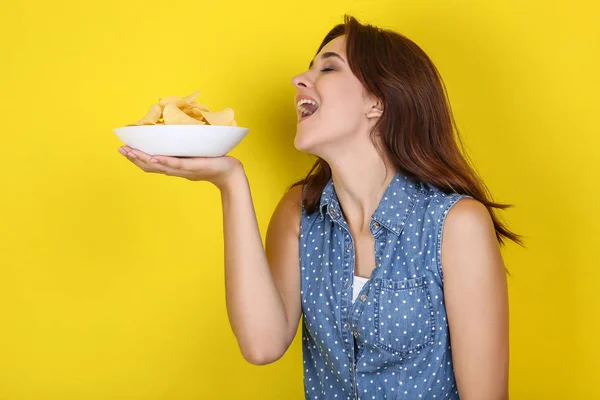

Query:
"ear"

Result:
[[365, 100, 384, 119]]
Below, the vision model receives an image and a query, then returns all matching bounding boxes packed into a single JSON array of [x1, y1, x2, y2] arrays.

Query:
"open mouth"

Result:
[[297, 99, 319, 120]]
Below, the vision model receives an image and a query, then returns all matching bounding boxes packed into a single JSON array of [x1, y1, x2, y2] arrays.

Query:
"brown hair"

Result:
[[289, 15, 523, 247]]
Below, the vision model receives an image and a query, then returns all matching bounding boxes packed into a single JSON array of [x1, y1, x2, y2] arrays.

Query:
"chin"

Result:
[[294, 130, 321, 155], [293, 131, 313, 153], [295, 137, 333, 161]]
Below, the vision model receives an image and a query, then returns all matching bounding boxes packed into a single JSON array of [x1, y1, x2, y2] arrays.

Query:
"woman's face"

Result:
[[291, 35, 380, 156]]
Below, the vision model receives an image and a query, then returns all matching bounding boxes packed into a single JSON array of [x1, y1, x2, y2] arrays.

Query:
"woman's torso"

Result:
[[299, 171, 471, 400]]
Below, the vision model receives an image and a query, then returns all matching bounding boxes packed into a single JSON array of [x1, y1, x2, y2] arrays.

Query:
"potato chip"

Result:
[[158, 96, 189, 109], [199, 108, 234, 126], [159, 90, 200, 109], [182, 90, 200, 103], [127, 104, 162, 126], [126, 90, 238, 127], [163, 103, 206, 125], [189, 102, 210, 112], [183, 107, 208, 124]]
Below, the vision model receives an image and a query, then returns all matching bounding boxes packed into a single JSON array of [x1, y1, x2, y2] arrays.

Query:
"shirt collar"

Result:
[[317, 170, 426, 236]]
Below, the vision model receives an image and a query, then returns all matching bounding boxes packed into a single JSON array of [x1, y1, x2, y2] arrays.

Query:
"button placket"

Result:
[[341, 229, 356, 353]]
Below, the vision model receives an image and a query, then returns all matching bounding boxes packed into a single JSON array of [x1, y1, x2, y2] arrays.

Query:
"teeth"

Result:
[[296, 98, 318, 109], [297, 98, 319, 118]]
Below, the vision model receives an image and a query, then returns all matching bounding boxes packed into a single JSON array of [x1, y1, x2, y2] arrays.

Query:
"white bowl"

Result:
[[113, 125, 250, 157]]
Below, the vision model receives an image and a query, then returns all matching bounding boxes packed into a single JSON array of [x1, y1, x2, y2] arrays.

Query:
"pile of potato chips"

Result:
[[127, 90, 237, 127]]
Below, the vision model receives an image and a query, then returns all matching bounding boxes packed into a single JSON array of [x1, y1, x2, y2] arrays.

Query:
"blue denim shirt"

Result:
[[299, 171, 472, 399]]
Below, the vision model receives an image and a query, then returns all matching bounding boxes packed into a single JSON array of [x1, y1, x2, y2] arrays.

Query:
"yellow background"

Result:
[[1, 0, 598, 398]]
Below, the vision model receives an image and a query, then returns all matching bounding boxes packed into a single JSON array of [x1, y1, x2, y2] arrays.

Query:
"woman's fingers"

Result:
[[118, 146, 184, 176], [149, 158, 181, 176], [117, 146, 219, 181], [120, 147, 176, 167], [120, 146, 138, 158], [128, 148, 153, 163], [119, 146, 153, 172], [149, 155, 185, 170]]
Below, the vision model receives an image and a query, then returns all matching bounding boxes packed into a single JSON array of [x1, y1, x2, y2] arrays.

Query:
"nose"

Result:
[[292, 71, 312, 89]]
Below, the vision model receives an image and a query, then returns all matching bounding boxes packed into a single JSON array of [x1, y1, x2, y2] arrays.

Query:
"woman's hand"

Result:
[[118, 145, 244, 190]]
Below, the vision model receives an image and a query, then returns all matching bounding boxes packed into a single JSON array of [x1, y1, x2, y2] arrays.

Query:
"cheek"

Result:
[[317, 78, 364, 119], [320, 95, 364, 133]]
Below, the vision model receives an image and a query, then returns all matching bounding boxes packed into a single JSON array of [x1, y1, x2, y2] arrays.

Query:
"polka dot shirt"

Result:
[[299, 171, 471, 399]]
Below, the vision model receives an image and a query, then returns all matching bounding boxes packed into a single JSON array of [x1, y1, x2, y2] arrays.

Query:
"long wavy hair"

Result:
[[289, 15, 522, 247]]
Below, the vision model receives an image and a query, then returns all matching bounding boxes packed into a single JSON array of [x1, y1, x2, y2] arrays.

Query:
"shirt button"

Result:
[[343, 323, 350, 330], [353, 330, 359, 338], [372, 222, 380, 230], [344, 281, 351, 289], [360, 294, 368, 302]]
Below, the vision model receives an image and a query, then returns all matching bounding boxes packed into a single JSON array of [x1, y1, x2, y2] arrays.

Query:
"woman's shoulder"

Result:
[[418, 184, 489, 237], [277, 184, 304, 215], [418, 182, 473, 209], [269, 184, 304, 236], [443, 197, 493, 237]]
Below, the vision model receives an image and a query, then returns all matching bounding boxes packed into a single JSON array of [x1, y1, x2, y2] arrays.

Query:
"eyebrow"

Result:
[[308, 52, 346, 69]]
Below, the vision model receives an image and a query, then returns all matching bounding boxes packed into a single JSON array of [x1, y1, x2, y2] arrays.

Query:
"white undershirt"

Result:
[[352, 275, 369, 302]]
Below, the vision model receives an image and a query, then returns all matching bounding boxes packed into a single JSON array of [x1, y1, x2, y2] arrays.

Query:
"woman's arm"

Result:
[[221, 171, 303, 365], [442, 198, 510, 400]]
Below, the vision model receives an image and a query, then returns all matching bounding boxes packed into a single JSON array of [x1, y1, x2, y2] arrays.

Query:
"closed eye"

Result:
[[320, 68, 335, 73]]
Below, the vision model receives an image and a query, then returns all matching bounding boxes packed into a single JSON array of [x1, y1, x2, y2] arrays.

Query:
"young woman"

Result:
[[118, 15, 520, 400]]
